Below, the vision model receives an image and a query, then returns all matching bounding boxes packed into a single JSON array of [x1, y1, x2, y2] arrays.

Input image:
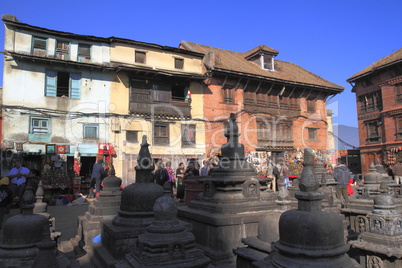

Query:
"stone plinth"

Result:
[[72, 169, 122, 258]]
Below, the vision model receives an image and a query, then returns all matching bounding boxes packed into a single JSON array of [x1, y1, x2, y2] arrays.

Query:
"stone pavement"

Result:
[[0, 203, 89, 243]]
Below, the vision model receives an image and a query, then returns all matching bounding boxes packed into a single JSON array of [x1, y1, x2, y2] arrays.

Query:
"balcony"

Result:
[[257, 138, 294, 150], [129, 90, 191, 118], [244, 102, 300, 118]]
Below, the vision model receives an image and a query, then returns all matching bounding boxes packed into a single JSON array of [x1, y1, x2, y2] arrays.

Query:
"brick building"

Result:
[[181, 41, 343, 167], [347, 48, 402, 174]]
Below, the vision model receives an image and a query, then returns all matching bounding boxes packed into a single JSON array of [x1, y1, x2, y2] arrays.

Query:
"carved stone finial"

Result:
[[137, 135, 152, 169], [299, 148, 319, 192]]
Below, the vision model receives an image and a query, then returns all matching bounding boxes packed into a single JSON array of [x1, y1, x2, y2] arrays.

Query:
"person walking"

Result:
[[88, 158, 105, 198], [393, 161, 402, 184], [176, 162, 185, 202], [8, 160, 30, 204], [334, 158, 351, 204]]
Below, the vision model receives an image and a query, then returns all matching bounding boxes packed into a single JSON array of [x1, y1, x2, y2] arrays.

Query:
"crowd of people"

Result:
[[152, 158, 217, 202]]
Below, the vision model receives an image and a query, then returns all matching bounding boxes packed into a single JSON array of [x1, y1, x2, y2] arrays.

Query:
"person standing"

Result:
[[392, 161, 402, 184], [333, 158, 351, 204], [200, 160, 209, 176], [153, 160, 169, 187], [165, 161, 175, 196], [8, 160, 30, 202], [279, 163, 290, 187], [88, 158, 105, 198], [176, 162, 185, 202]]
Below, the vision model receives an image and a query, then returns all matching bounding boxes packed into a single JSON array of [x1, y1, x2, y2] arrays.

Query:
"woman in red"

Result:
[[347, 178, 354, 196]]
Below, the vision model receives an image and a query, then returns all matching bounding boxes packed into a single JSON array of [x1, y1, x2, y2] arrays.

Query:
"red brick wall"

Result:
[[203, 78, 330, 154]]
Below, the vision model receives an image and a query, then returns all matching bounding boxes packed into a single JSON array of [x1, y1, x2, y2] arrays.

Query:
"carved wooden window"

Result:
[[396, 117, 402, 140], [257, 120, 271, 142], [366, 120, 381, 143], [181, 124, 196, 147], [32, 36, 47, 56], [154, 123, 169, 145], [307, 128, 318, 141], [396, 84, 402, 104], [135, 51, 146, 64], [223, 88, 233, 103], [307, 100, 315, 113], [359, 91, 382, 113]]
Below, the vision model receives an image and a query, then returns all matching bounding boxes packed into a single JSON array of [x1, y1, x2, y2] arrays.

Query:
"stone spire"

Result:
[[33, 180, 47, 214], [267, 148, 355, 267], [99, 135, 164, 260]]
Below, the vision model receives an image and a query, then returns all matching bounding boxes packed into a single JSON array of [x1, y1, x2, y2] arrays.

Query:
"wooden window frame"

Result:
[[307, 128, 318, 141], [30, 117, 49, 135], [55, 40, 70, 60], [174, 58, 184, 69], [83, 124, 99, 139], [135, 51, 146, 64], [78, 44, 91, 62], [181, 124, 196, 147], [366, 120, 381, 143], [153, 123, 169, 146], [32, 36, 47, 57], [126, 130, 138, 143]]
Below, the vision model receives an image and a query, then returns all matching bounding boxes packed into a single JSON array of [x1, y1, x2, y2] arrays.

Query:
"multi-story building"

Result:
[[107, 38, 205, 182], [180, 41, 343, 168], [1, 15, 113, 190], [1, 15, 206, 187], [347, 48, 402, 174]]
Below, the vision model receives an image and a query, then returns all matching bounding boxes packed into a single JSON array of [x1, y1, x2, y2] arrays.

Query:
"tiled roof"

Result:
[[180, 41, 343, 91], [347, 48, 402, 82]]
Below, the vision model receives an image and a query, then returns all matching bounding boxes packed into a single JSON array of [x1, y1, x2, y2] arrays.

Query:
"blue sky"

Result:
[[1, 0, 401, 128]]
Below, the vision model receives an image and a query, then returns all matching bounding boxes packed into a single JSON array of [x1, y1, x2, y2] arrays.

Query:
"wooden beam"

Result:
[[234, 78, 242, 91], [288, 86, 296, 98], [266, 83, 275, 95], [243, 79, 250, 91], [254, 80, 262, 93], [221, 76, 229, 88]]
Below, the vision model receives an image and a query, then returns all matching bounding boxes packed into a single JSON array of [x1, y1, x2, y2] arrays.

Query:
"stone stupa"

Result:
[[92, 135, 164, 266], [124, 194, 210, 267], [350, 182, 402, 267], [178, 113, 277, 265], [255, 148, 356, 267]]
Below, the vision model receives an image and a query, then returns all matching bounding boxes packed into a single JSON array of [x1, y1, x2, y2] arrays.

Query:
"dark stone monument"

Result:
[[0, 185, 77, 267], [342, 161, 402, 235], [233, 179, 296, 267], [123, 194, 210, 267], [178, 113, 277, 265], [91, 135, 164, 267], [254, 148, 356, 267], [350, 182, 402, 267]]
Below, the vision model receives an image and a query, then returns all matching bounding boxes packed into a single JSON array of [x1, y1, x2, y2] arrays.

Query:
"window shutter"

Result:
[[70, 73, 81, 99], [45, 70, 57, 97]]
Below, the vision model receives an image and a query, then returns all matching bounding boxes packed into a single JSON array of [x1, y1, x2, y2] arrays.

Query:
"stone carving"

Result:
[[367, 255, 384, 268], [243, 178, 260, 198]]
